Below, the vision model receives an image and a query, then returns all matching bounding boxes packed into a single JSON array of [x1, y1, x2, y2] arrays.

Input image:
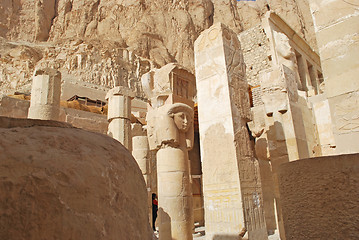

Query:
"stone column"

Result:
[[132, 123, 152, 228], [132, 123, 150, 185], [260, 66, 301, 240], [106, 86, 135, 151], [248, 106, 277, 235], [28, 68, 61, 121], [260, 63, 311, 240], [142, 63, 195, 240], [194, 23, 267, 239]]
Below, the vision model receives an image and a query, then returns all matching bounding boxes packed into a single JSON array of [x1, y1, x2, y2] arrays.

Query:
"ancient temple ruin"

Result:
[[0, 0, 358, 240]]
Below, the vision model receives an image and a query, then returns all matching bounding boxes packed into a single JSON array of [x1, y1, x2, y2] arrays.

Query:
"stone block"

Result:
[[310, 0, 357, 31], [278, 154, 359, 240]]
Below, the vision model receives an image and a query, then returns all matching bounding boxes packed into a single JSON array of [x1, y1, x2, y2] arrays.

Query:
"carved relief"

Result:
[[195, 24, 221, 52], [335, 92, 359, 133], [223, 35, 245, 79], [260, 68, 288, 116], [141, 63, 195, 108], [147, 103, 194, 150], [173, 73, 190, 99], [229, 74, 252, 122], [273, 31, 302, 91]]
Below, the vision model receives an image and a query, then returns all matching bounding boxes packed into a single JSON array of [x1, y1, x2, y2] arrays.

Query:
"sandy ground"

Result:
[[153, 225, 281, 240]]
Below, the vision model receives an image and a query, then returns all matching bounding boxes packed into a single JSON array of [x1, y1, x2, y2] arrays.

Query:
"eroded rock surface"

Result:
[[0, 117, 152, 240], [0, 0, 316, 95]]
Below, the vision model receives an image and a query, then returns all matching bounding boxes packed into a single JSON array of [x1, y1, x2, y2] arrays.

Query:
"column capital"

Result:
[[105, 86, 135, 100]]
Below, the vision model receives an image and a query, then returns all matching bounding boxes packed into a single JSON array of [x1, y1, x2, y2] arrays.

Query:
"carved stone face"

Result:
[[173, 111, 191, 133], [274, 31, 294, 60]]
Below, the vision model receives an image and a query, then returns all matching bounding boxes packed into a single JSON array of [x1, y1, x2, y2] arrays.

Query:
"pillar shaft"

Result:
[[132, 123, 152, 229], [157, 146, 192, 240], [132, 135, 150, 184], [28, 68, 61, 121], [106, 87, 134, 151], [194, 23, 267, 239]]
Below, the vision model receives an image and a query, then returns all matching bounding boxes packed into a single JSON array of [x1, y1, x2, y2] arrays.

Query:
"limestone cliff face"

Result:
[[0, 0, 316, 95]]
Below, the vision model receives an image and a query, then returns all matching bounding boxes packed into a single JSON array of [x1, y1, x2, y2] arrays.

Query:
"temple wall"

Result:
[[239, 25, 272, 107], [309, 94, 336, 156], [0, 96, 30, 119], [59, 108, 108, 135], [309, 0, 359, 154], [0, 96, 108, 134]]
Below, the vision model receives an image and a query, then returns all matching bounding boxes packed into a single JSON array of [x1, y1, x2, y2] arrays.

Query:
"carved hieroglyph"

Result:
[[334, 92, 359, 134], [143, 63, 195, 240], [194, 22, 267, 240], [28, 68, 61, 121], [141, 63, 195, 109], [106, 86, 135, 151]]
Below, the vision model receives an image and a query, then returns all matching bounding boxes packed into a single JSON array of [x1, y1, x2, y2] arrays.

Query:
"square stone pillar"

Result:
[[28, 68, 61, 121], [194, 23, 267, 240], [260, 64, 311, 240], [106, 86, 135, 151], [260, 65, 310, 162]]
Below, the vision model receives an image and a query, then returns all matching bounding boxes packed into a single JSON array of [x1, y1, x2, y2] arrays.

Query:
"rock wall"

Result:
[[0, 0, 316, 95]]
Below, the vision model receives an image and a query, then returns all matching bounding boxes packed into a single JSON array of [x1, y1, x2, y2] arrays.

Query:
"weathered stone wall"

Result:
[[235, 0, 317, 51], [0, 96, 108, 135], [0, 95, 30, 118], [239, 25, 271, 106], [278, 154, 359, 240], [59, 107, 108, 135], [309, 0, 359, 154]]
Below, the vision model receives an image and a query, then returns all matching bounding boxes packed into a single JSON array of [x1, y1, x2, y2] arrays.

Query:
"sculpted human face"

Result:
[[173, 111, 191, 133]]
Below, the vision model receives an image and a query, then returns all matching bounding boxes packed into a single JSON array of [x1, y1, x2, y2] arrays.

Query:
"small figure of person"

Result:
[[152, 193, 158, 231]]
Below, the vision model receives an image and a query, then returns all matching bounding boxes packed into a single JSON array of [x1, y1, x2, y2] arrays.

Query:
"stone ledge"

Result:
[[0, 116, 73, 129]]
